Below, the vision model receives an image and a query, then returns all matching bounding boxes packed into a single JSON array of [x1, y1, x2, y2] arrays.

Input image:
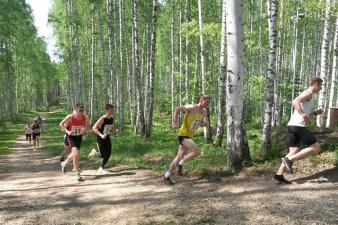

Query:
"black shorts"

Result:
[[63, 134, 69, 146], [32, 132, 40, 140], [26, 134, 31, 140], [178, 136, 191, 145], [67, 135, 82, 149], [97, 137, 112, 158], [287, 126, 317, 148]]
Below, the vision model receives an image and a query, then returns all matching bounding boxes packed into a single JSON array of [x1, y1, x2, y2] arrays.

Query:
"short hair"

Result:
[[197, 94, 211, 102], [310, 76, 323, 86], [105, 104, 114, 111], [75, 103, 84, 110]]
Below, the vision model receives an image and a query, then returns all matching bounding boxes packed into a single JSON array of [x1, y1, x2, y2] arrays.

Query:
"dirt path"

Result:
[[1, 135, 338, 225]]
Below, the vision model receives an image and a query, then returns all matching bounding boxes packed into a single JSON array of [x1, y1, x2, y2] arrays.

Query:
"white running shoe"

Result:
[[76, 172, 83, 181], [88, 149, 100, 159], [61, 162, 67, 173], [98, 167, 108, 175]]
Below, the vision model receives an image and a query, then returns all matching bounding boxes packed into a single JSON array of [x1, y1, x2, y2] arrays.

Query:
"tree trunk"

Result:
[[197, 0, 211, 144], [94, 1, 109, 106], [226, 0, 251, 171], [185, 0, 191, 103], [215, 0, 227, 147], [132, 0, 145, 137], [171, 0, 175, 124], [327, 16, 338, 127], [144, 0, 158, 138], [317, 0, 332, 127], [262, 0, 278, 155], [118, 0, 125, 131], [90, 2, 96, 123]]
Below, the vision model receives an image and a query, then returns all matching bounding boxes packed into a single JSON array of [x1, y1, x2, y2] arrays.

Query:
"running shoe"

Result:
[[88, 149, 100, 159], [76, 172, 83, 181], [61, 161, 67, 173], [176, 164, 184, 176], [273, 174, 292, 184], [164, 176, 175, 185], [282, 157, 294, 174], [98, 167, 108, 175]]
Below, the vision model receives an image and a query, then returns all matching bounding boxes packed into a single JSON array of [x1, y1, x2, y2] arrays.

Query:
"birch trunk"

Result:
[[215, 0, 227, 147], [118, 0, 124, 131], [132, 0, 145, 137], [185, 0, 191, 103], [317, 0, 332, 127], [171, 0, 175, 124], [145, 0, 158, 138], [262, 0, 278, 155], [226, 0, 251, 171], [197, 0, 211, 144], [94, 1, 108, 105], [326, 16, 338, 127]]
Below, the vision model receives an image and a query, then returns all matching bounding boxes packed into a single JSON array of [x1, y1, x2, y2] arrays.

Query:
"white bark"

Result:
[[226, 0, 250, 170], [317, 0, 332, 127], [326, 16, 338, 127], [215, 0, 227, 147], [262, 0, 278, 154], [118, 0, 124, 131]]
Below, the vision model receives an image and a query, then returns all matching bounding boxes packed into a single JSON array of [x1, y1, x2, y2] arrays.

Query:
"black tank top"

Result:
[[98, 116, 114, 137]]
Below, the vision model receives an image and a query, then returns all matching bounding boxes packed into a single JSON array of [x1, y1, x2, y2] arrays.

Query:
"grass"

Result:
[[42, 110, 228, 173], [0, 110, 42, 154], [41, 109, 338, 175]]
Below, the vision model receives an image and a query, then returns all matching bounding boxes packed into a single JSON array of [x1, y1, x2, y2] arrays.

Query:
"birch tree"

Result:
[[262, 0, 278, 155], [215, 0, 227, 147], [327, 15, 338, 127], [145, 0, 158, 138], [226, 0, 251, 170], [317, 0, 332, 127], [132, 0, 145, 137]]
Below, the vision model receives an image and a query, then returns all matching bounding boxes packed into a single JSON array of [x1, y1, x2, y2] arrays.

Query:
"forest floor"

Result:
[[1, 114, 338, 225]]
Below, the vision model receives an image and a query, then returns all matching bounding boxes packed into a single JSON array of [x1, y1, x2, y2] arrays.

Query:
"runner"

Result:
[[164, 94, 211, 185], [24, 122, 32, 143], [274, 77, 323, 184], [36, 115, 43, 130], [59, 104, 89, 181], [90, 104, 116, 174], [31, 120, 41, 151]]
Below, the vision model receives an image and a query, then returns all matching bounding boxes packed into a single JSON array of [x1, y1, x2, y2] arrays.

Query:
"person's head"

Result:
[[309, 76, 323, 93], [197, 94, 211, 108], [105, 104, 114, 116], [74, 103, 85, 116]]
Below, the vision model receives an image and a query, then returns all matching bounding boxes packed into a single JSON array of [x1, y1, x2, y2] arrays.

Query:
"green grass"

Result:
[[42, 110, 338, 175], [42, 110, 228, 173], [0, 110, 42, 154]]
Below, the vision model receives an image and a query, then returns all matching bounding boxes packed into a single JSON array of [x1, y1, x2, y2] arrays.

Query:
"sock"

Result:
[[178, 159, 185, 166], [164, 171, 172, 178]]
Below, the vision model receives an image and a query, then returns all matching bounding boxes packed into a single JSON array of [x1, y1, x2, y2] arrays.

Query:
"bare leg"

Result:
[[288, 142, 321, 162], [276, 147, 300, 175], [168, 145, 187, 173], [181, 138, 202, 162], [72, 149, 80, 171]]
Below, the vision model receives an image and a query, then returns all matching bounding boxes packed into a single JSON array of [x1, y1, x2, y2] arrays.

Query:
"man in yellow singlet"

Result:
[[164, 94, 211, 185]]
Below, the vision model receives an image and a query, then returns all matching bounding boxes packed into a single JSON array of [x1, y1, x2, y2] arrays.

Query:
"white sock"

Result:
[[178, 159, 185, 166], [164, 171, 172, 178]]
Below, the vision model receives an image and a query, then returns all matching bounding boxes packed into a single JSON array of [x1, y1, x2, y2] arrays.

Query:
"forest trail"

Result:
[[1, 126, 338, 224]]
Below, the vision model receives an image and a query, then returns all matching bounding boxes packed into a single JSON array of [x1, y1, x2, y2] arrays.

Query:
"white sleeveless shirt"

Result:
[[287, 90, 313, 127]]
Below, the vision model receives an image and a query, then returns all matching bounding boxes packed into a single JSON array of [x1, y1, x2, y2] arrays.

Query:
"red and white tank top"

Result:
[[68, 113, 86, 136]]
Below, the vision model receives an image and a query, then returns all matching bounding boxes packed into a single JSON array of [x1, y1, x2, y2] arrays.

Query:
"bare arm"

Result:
[[172, 104, 196, 128], [92, 117, 105, 139], [59, 115, 72, 135], [292, 90, 312, 124]]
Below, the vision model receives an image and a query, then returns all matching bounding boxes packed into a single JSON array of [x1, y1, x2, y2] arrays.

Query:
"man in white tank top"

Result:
[[274, 77, 323, 184]]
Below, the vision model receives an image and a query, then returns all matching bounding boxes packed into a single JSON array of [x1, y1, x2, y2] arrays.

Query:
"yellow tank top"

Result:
[[178, 111, 204, 138]]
